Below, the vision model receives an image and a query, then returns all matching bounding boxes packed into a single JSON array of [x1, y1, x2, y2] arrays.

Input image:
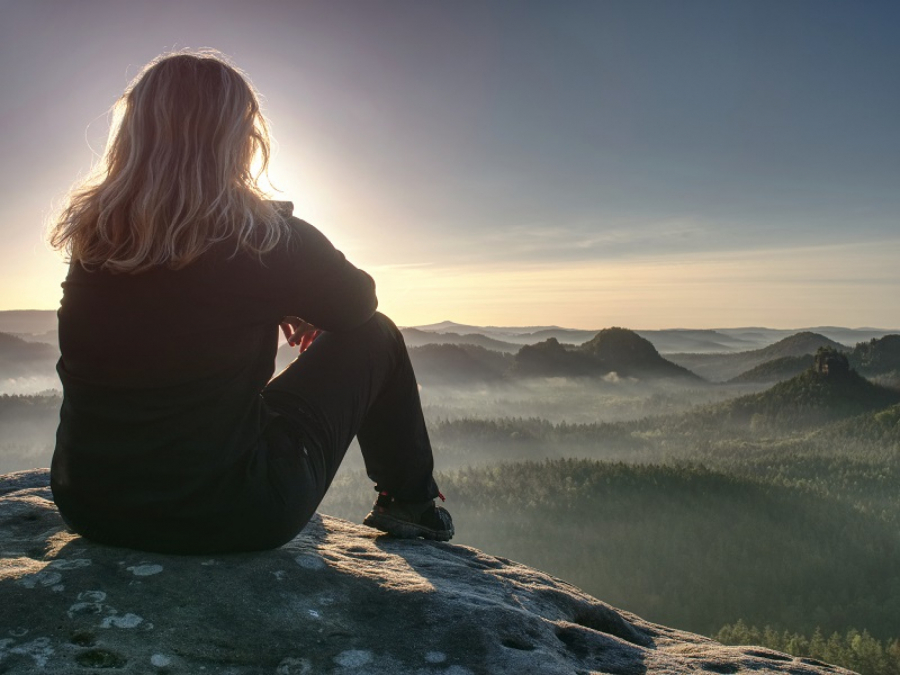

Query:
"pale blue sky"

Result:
[[1, 0, 898, 328]]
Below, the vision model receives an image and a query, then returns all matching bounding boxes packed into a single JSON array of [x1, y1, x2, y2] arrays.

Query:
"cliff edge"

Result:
[[0, 469, 851, 675]]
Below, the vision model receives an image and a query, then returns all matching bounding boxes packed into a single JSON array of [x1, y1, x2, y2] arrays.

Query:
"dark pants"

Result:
[[57, 312, 437, 554], [252, 312, 439, 548]]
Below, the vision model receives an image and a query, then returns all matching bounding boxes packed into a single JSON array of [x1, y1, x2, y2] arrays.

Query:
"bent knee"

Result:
[[352, 312, 405, 347]]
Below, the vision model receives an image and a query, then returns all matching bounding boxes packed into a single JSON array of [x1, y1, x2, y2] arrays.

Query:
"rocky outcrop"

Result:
[[1, 469, 850, 675], [580, 328, 702, 380]]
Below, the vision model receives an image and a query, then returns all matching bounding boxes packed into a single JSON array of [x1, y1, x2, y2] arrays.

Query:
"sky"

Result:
[[1, 0, 898, 329]]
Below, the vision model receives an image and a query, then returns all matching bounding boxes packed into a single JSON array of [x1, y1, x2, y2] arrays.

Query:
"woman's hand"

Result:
[[280, 317, 323, 354]]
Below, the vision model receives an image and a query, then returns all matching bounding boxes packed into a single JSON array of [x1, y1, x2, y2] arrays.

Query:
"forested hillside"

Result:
[[729, 355, 813, 383], [3, 326, 899, 675], [321, 460, 900, 641], [726, 335, 900, 386], [851, 335, 900, 386], [408, 343, 511, 384], [0, 332, 59, 378], [668, 332, 847, 382]]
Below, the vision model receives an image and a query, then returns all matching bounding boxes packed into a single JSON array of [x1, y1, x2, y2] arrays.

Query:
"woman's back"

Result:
[[48, 49, 450, 554], [52, 209, 377, 550]]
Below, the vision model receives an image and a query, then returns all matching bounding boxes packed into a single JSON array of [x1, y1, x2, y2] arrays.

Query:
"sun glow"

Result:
[[372, 240, 900, 330]]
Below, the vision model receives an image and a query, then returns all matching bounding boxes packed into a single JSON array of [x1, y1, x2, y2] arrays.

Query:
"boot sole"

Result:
[[363, 512, 454, 541]]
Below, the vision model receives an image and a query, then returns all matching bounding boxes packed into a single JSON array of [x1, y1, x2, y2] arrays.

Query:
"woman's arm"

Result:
[[280, 317, 321, 351], [273, 217, 378, 333]]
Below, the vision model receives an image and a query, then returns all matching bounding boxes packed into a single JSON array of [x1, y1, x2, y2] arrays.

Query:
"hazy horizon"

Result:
[[2, 307, 899, 334]]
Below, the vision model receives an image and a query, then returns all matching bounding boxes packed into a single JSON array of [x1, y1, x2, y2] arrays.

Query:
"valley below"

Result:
[[2, 310, 899, 675]]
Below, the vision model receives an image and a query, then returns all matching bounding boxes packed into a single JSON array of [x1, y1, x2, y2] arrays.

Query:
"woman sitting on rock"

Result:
[[47, 50, 452, 554]]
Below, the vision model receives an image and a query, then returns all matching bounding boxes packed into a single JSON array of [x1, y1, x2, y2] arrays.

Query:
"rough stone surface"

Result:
[[1, 469, 852, 675]]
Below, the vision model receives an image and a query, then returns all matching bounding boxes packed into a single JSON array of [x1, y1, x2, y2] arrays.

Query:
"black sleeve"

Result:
[[269, 217, 378, 332]]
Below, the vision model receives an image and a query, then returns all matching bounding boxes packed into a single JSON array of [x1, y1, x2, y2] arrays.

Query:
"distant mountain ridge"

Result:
[[409, 321, 600, 346], [411, 320, 568, 336], [2, 311, 896, 352], [634, 329, 756, 354], [400, 328, 520, 353], [133, 322, 900, 391], [405, 319, 897, 354], [667, 332, 848, 382], [0, 310, 58, 336], [407, 328, 703, 383], [3, 310, 898, 390]]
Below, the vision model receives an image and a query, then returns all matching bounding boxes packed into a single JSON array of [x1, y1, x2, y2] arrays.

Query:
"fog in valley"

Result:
[[3, 310, 900, 674]]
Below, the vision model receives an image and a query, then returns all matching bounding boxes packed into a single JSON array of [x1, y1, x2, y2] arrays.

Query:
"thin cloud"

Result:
[[374, 238, 900, 329]]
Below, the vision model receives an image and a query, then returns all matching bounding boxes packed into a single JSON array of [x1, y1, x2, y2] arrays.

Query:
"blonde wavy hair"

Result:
[[49, 50, 285, 273]]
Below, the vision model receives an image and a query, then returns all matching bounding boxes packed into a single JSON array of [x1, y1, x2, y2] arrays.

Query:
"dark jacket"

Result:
[[51, 204, 376, 548]]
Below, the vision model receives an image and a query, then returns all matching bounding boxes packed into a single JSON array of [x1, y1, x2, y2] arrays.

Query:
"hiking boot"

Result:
[[363, 491, 454, 541]]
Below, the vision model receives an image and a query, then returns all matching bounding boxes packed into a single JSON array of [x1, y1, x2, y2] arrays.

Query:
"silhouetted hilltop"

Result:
[[510, 337, 598, 377], [407, 343, 511, 385], [719, 360, 900, 428], [757, 331, 846, 359], [400, 328, 520, 353], [580, 328, 703, 380], [0, 332, 59, 379], [509, 329, 702, 381], [668, 332, 847, 382], [729, 355, 814, 384], [520, 327, 609, 345]]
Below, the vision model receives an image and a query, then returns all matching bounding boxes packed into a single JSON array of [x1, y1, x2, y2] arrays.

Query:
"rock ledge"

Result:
[[1, 469, 850, 675]]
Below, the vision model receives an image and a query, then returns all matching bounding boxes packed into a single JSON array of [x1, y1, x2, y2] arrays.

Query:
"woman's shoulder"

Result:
[[266, 201, 317, 246], [270, 200, 294, 218]]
